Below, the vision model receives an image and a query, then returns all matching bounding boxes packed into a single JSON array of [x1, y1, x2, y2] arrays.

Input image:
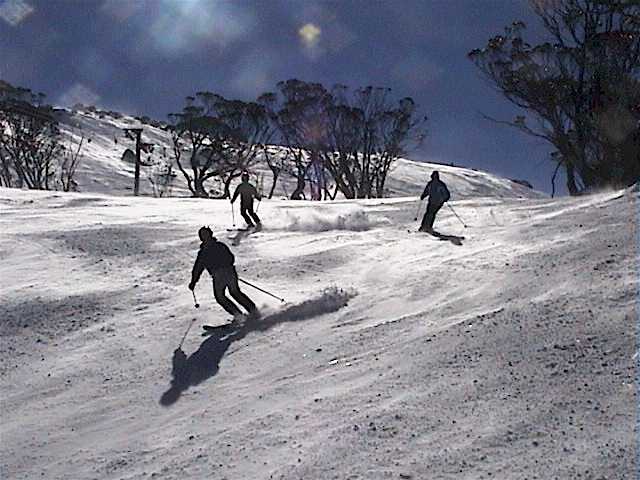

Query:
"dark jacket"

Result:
[[191, 238, 235, 284], [231, 181, 261, 208], [421, 179, 450, 205]]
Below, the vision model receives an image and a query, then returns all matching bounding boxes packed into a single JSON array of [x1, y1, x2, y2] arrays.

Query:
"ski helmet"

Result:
[[431, 171, 440, 179], [241, 171, 249, 182]]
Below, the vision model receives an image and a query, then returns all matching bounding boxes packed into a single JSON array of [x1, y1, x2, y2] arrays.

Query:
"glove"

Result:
[[188, 282, 195, 291]]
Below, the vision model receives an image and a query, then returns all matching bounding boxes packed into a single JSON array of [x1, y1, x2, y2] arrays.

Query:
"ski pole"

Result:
[[239, 278, 285, 303], [178, 317, 196, 349], [255, 174, 264, 213], [447, 203, 467, 228], [230, 201, 236, 227], [192, 290, 200, 308], [413, 198, 423, 221]]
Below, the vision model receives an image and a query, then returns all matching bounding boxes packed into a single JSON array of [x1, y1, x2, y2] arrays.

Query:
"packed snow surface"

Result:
[[0, 179, 637, 479], [0, 107, 636, 479]]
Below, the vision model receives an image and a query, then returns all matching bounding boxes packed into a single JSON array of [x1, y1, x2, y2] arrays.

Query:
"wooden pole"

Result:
[[123, 127, 143, 196], [134, 129, 142, 196]]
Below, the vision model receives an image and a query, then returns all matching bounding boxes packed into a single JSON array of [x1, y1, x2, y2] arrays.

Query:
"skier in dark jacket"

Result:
[[231, 172, 262, 229], [189, 226, 257, 319], [419, 171, 450, 232]]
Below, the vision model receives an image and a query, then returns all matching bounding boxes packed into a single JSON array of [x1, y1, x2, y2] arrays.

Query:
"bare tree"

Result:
[[168, 95, 232, 197], [270, 79, 332, 200], [0, 80, 61, 190], [58, 129, 86, 192], [260, 145, 288, 198], [322, 85, 427, 198], [203, 94, 275, 198], [149, 160, 175, 197], [0, 142, 11, 187], [256, 93, 289, 199], [260, 79, 427, 200], [168, 92, 274, 198]]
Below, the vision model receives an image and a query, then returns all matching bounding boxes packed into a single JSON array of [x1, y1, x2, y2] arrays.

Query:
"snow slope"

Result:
[[0, 179, 636, 478], [56, 109, 544, 201]]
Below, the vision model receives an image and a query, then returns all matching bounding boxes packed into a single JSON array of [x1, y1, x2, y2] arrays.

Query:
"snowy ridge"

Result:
[[56, 108, 545, 200], [385, 158, 545, 200], [57, 109, 179, 196], [0, 182, 636, 478]]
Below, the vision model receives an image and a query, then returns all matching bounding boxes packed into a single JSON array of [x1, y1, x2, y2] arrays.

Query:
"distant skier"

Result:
[[231, 172, 262, 229], [188, 226, 258, 320], [419, 171, 450, 233]]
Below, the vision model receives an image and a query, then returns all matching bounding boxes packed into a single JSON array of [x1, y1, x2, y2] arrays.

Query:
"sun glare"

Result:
[[299, 23, 322, 48]]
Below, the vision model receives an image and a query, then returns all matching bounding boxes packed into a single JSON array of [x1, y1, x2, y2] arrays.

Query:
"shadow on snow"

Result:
[[159, 287, 356, 406]]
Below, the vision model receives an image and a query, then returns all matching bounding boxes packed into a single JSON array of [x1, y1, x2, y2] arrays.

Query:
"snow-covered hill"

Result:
[[56, 108, 544, 201], [0, 177, 636, 478]]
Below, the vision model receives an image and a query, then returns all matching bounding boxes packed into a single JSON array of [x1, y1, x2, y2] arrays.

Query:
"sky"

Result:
[[0, 0, 563, 193]]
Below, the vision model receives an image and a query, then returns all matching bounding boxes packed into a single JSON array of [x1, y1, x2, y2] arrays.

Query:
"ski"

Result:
[[202, 313, 252, 331], [201, 322, 237, 336], [202, 323, 231, 330], [226, 224, 262, 233], [202, 323, 233, 332]]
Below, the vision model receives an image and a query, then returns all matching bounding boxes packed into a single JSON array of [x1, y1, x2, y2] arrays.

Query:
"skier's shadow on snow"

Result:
[[229, 225, 260, 246], [230, 229, 251, 246], [430, 230, 465, 246], [159, 288, 355, 406]]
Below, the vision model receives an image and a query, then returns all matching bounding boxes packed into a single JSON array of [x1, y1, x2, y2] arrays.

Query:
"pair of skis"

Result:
[[226, 225, 262, 233], [201, 312, 254, 336], [201, 322, 237, 335]]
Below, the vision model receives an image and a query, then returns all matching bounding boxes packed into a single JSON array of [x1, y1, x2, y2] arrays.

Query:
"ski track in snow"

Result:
[[0, 111, 637, 479]]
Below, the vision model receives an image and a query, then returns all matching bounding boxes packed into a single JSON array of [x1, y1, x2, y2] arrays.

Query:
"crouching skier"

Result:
[[188, 226, 259, 322]]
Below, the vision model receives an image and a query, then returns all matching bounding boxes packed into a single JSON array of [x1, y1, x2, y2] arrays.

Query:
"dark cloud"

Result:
[[0, 0, 558, 192]]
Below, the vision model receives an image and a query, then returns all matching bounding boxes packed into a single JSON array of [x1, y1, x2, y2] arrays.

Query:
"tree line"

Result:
[[0, 77, 426, 200], [168, 79, 427, 200]]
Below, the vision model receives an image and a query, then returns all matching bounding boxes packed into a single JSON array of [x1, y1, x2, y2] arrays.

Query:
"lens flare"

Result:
[[147, 0, 254, 55], [299, 23, 321, 48], [0, 0, 34, 26]]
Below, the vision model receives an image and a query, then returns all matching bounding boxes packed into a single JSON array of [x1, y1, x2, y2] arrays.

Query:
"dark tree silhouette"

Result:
[[262, 79, 427, 200], [323, 84, 427, 198], [256, 92, 290, 199], [469, 0, 640, 194], [271, 79, 332, 200], [168, 93, 274, 198], [168, 95, 229, 198], [201, 93, 274, 198]]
